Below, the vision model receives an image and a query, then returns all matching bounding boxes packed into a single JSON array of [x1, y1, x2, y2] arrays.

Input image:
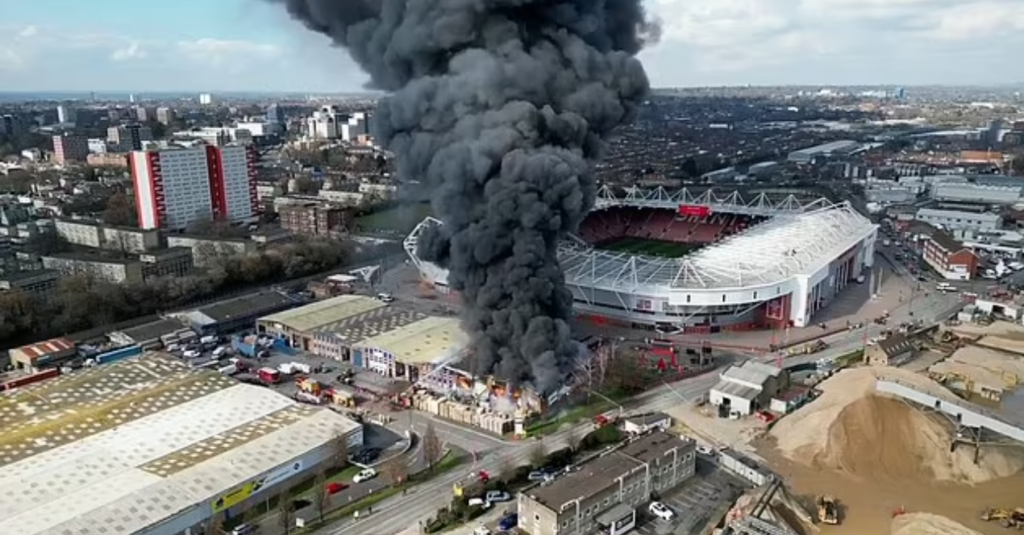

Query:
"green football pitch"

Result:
[[597, 237, 700, 258]]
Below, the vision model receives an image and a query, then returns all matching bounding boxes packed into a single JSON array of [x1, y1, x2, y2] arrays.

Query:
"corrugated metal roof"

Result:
[[16, 338, 75, 361]]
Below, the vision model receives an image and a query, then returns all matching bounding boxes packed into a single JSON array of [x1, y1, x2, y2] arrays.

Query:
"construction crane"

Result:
[[816, 495, 839, 525], [980, 507, 1024, 528]]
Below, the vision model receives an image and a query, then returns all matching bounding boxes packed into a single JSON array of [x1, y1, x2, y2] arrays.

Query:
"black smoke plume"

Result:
[[265, 0, 655, 393]]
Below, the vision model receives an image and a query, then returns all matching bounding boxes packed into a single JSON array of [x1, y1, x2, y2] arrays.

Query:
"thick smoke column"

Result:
[[266, 0, 654, 393]]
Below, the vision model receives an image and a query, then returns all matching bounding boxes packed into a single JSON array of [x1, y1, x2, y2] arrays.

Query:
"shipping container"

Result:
[[1, 368, 60, 392], [95, 345, 143, 365]]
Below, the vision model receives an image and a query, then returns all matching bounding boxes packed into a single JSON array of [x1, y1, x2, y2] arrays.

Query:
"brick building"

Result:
[[922, 230, 978, 281], [279, 203, 349, 236]]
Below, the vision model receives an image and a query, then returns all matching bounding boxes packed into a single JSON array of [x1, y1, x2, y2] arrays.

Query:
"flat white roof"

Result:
[[360, 316, 467, 364], [0, 354, 359, 535]]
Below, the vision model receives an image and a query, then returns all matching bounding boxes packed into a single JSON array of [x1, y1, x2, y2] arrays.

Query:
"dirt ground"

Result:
[[761, 452, 1024, 535]]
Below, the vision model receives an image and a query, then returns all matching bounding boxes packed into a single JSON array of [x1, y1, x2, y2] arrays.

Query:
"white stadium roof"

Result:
[[405, 188, 877, 293], [0, 354, 360, 535], [561, 202, 876, 291]]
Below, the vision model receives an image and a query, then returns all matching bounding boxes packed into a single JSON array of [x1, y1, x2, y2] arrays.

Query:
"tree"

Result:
[[529, 441, 548, 468], [497, 454, 515, 483], [331, 428, 350, 469], [277, 491, 294, 535], [565, 426, 582, 453], [24, 230, 71, 256], [422, 423, 443, 470], [312, 471, 330, 524], [382, 454, 408, 486], [102, 191, 136, 226]]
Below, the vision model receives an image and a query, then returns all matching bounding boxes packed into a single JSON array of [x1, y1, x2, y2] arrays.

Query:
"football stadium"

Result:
[[406, 186, 879, 333]]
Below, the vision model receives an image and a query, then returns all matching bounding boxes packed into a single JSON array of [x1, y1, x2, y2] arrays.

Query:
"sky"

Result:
[[1, 0, 1024, 92]]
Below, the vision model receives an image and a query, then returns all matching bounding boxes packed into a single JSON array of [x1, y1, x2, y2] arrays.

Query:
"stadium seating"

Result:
[[578, 208, 764, 246]]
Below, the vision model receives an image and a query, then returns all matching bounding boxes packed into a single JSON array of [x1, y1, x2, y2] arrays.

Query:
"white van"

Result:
[[376, 293, 395, 303], [936, 282, 955, 292]]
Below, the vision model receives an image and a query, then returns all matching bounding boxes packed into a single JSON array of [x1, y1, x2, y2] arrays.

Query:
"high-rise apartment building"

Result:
[[56, 105, 77, 125], [1, 115, 21, 137], [52, 135, 90, 164], [108, 124, 153, 152], [156, 107, 176, 125], [130, 146, 258, 230]]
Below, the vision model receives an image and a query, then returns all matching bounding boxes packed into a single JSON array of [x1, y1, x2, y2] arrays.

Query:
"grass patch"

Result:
[[525, 394, 626, 436], [597, 236, 699, 258], [356, 203, 432, 233]]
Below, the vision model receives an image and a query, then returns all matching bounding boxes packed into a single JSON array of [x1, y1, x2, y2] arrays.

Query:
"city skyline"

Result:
[[2, 0, 1024, 92]]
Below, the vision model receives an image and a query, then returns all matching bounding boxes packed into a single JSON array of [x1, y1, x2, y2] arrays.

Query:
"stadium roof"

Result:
[[559, 202, 877, 291], [0, 353, 359, 535]]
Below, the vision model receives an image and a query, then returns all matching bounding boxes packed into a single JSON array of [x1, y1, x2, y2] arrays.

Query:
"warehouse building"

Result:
[[929, 175, 1024, 205], [518, 431, 696, 535], [708, 360, 789, 416], [257, 295, 468, 382], [0, 353, 362, 535], [181, 291, 301, 335], [8, 337, 77, 371], [786, 140, 859, 164], [915, 208, 1001, 232]]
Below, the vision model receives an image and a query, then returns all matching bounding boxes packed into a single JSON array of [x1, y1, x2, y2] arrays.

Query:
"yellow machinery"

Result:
[[787, 340, 829, 357], [817, 495, 839, 525], [929, 371, 974, 396], [980, 507, 1024, 528]]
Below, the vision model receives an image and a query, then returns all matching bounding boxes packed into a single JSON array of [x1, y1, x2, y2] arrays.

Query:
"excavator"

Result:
[[817, 495, 839, 525], [980, 507, 1024, 529]]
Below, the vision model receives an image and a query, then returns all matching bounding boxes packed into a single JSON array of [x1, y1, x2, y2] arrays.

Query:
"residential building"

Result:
[[279, 203, 349, 236], [0, 114, 21, 137], [518, 431, 696, 535], [9, 337, 77, 371], [108, 124, 153, 152], [132, 106, 153, 123], [52, 135, 90, 165], [305, 106, 347, 140], [87, 153, 128, 167], [87, 138, 108, 154], [140, 247, 194, 280], [915, 208, 1001, 232], [166, 235, 255, 267], [199, 93, 213, 106], [130, 145, 258, 230], [267, 104, 285, 125], [56, 105, 77, 125], [155, 107, 175, 125], [708, 360, 789, 416], [922, 230, 978, 281], [0, 269, 60, 296], [41, 254, 145, 284], [54, 219, 161, 253]]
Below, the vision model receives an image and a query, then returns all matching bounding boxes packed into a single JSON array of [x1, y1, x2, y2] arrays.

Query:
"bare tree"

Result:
[[565, 426, 582, 453], [277, 491, 294, 535], [331, 428, 350, 470], [497, 454, 515, 483], [382, 454, 408, 486], [422, 423, 443, 470], [312, 471, 330, 524], [529, 441, 548, 468]]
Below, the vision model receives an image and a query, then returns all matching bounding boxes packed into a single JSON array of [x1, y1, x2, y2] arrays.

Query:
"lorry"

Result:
[[817, 495, 839, 525], [257, 367, 281, 384]]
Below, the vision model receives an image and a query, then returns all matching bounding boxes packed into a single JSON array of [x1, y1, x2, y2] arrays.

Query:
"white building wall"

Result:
[[219, 146, 255, 222], [132, 154, 159, 229], [156, 149, 214, 230]]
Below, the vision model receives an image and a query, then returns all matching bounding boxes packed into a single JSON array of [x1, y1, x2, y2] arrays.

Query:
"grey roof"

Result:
[[711, 380, 760, 401], [916, 208, 1001, 222], [114, 318, 188, 343], [877, 333, 915, 358], [623, 412, 672, 428], [527, 431, 692, 511], [197, 291, 298, 323], [720, 360, 781, 386]]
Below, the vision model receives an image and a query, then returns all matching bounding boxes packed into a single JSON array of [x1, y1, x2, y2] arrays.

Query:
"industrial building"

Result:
[[180, 291, 300, 335], [922, 230, 978, 281], [256, 295, 466, 382], [708, 360, 789, 416], [517, 431, 696, 535], [0, 353, 362, 535], [786, 140, 860, 163], [915, 208, 1001, 232], [929, 175, 1024, 205], [8, 337, 77, 371]]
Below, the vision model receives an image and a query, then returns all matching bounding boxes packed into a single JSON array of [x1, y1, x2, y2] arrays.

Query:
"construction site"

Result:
[[750, 311, 1024, 535]]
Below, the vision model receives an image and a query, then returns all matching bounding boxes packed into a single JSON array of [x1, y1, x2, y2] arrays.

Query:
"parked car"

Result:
[[528, 470, 554, 482], [353, 468, 377, 483], [468, 497, 489, 508], [649, 501, 674, 521], [499, 513, 518, 530], [472, 527, 491, 535], [485, 491, 511, 503], [231, 525, 257, 535], [353, 447, 381, 464]]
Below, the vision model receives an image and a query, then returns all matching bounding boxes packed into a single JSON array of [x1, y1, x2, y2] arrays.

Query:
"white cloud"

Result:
[[111, 42, 148, 62], [176, 38, 281, 66]]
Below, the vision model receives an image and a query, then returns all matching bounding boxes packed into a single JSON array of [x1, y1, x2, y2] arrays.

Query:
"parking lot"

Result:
[[635, 457, 746, 535]]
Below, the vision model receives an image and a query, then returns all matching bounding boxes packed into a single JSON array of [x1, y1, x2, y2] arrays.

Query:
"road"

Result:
[[296, 251, 966, 535]]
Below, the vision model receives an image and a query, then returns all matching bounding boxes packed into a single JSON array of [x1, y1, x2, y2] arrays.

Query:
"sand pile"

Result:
[[891, 513, 982, 535], [770, 368, 1024, 484]]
